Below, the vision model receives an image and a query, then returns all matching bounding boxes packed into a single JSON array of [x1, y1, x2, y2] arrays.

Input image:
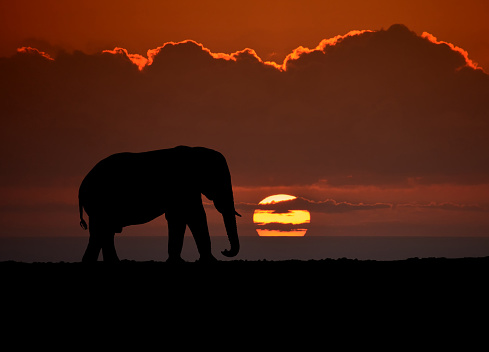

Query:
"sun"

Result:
[[253, 194, 311, 237], [258, 194, 297, 204]]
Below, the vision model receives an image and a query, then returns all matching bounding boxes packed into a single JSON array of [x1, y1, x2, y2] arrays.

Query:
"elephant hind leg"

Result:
[[82, 231, 102, 262], [82, 225, 119, 263], [101, 232, 119, 262]]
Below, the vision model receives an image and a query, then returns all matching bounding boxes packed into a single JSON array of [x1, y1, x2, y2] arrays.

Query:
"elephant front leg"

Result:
[[186, 205, 217, 262], [166, 212, 186, 263]]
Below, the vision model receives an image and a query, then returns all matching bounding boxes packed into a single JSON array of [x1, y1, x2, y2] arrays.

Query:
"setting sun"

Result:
[[258, 194, 297, 204], [253, 194, 311, 237]]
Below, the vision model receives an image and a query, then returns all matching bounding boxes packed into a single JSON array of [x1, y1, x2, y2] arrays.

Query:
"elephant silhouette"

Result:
[[78, 146, 241, 262]]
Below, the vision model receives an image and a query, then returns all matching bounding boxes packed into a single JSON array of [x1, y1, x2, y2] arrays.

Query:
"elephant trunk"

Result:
[[221, 210, 240, 258]]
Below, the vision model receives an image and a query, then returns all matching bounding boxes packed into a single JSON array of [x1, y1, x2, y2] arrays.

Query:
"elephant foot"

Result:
[[102, 250, 120, 263], [196, 254, 218, 263], [166, 256, 186, 264], [82, 248, 100, 263]]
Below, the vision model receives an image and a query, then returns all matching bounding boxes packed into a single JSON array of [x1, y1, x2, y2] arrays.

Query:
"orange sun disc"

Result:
[[253, 194, 310, 237]]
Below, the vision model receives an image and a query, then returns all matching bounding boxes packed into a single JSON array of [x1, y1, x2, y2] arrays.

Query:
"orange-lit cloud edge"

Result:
[[101, 29, 482, 72], [421, 32, 479, 70], [16, 47, 54, 61], [17, 28, 482, 72]]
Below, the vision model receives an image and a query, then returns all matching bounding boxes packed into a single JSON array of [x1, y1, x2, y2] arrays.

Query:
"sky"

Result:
[[1, 0, 489, 243]]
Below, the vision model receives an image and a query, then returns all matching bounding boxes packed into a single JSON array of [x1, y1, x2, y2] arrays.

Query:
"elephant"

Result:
[[78, 146, 241, 262]]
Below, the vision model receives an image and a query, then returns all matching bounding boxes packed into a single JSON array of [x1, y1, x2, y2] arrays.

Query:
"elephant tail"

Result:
[[79, 197, 88, 230]]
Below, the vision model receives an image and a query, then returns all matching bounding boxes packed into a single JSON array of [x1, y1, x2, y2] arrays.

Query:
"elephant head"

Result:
[[195, 147, 241, 257]]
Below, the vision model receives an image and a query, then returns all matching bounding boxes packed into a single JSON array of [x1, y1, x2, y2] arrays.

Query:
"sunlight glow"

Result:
[[259, 194, 297, 205], [253, 209, 310, 225], [254, 194, 310, 237], [256, 229, 308, 237]]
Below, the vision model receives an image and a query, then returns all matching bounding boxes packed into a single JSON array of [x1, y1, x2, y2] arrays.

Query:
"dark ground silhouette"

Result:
[[79, 146, 241, 263], [2, 257, 486, 343], [3, 257, 488, 293]]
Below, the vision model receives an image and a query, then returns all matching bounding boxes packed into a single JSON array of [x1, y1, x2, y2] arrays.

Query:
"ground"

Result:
[[2, 257, 486, 348], [3, 257, 487, 297]]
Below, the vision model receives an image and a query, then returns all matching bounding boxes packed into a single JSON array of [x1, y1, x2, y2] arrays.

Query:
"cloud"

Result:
[[90, 26, 482, 73], [236, 197, 391, 213], [102, 47, 148, 70], [18, 38, 69, 59], [296, 198, 392, 213], [16, 47, 54, 61], [281, 29, 373, 70], [103, 39, 281, 71], [421, 32, 479, 70], [254, 222, 307, 232], [397, 202, 488, 212], [1, 24, 489, 191]]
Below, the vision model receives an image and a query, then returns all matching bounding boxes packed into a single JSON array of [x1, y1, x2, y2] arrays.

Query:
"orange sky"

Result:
[[1, 0, 489, 70], [1, 0, 489, 241]]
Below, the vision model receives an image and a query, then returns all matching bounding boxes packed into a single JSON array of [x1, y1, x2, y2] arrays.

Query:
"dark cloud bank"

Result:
[[237, 197, 391, 214], [1, 24, 488, 189]]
